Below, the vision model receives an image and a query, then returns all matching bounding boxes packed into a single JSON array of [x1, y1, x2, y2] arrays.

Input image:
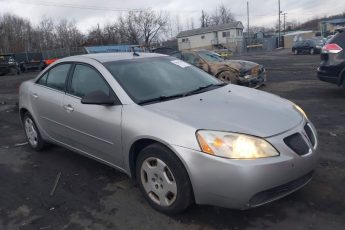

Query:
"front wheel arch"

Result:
[[135, 142, 194, 214], [128, 138, 190, 179]]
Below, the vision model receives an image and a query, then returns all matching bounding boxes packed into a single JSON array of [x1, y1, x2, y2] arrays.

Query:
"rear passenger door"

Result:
[[62, 64, 123, 167], [31, 63, 72, 143], [302, 41, 309, 53]]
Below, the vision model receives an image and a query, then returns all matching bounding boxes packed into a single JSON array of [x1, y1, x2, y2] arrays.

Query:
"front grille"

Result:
[[284, 133, 310, 155], [249, 171, 314, 207], [304, 124, 316, 147]]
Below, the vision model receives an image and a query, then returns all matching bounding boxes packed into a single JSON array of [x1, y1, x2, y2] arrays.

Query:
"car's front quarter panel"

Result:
[[121, 104, 200, 174], [170, 118, 319, 209]]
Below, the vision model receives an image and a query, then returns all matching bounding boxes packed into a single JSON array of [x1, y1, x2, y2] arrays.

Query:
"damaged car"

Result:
[[171, 49, 266, 88]]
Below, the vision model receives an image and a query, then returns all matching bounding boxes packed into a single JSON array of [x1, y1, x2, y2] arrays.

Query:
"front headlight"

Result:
[[196, 131, 279, 159]]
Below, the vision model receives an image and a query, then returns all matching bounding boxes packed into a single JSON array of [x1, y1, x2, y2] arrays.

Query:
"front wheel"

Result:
[[218, 71, 239, 84], [136, 143, 193, 214]]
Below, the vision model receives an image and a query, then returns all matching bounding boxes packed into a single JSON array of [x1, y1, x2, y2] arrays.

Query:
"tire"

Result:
[[16, 67, 21, 75], [218, 70, 239, 84], [136, 143, 193, 214], [294, 49, 299, 55], [23, 112, 47, 151], [310, 48, 315, 55], [10, 67, 18, 75]]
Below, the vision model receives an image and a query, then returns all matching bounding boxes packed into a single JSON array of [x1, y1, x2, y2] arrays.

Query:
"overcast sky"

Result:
[[0, 0, 344, 34]]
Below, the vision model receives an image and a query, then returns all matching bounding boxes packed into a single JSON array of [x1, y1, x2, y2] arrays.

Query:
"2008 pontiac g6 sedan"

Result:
[[19, 53, 319, 214]]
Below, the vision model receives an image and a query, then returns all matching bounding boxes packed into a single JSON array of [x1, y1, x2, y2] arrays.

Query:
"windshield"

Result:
[[198, 51, 224, 62], [105, 57, 222, 104]]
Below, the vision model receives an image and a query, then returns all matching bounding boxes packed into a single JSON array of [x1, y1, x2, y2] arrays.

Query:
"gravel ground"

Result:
[[0, 50, 344, 230]]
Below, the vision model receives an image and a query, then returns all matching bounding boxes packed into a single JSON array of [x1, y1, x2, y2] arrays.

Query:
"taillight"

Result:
[[322, 44, 343, 54]]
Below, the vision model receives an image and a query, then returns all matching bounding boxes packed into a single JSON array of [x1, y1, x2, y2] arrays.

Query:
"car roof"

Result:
[[60, 52, 168, 63]]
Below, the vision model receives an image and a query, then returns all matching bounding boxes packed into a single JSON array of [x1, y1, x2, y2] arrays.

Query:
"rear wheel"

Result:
[[23, 112, 47, 151], [136, 143, 193, 214], [294, 49, 299, 55], [310, 48, 315, 55], [218, 71, 239, 84]]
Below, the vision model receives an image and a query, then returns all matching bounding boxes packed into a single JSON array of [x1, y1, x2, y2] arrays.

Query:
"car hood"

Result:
[[145, 85, 303, 138], [225, 60, 260, 72]]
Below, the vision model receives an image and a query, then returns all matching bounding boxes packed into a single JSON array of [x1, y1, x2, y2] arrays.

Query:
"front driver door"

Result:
[[62, 64, 123, 167]]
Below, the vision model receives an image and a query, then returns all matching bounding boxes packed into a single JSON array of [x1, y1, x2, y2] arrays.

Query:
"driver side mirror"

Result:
[[81, 91, 116, 105]]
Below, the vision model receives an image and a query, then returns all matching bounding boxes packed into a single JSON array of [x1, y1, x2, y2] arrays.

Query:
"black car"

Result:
[[0, 54, 21, 76], [317, 27, 345, 89], [292, 39, 324, 55]]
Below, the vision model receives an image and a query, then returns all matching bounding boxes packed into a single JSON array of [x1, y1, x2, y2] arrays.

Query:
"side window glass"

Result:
[[37, 73, 48, 86], [46, 64, 71, 91], [70, 64, 110, 98], [182, 53, 198, 65], [171, 52, 182, 59]]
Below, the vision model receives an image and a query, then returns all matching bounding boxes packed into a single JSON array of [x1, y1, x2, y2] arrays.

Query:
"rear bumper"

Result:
[[317, 67, 338, 84]]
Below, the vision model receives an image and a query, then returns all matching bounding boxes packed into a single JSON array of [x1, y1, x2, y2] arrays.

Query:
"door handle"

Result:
[[32, 93, 38, 99], [63, 104, 74, 112]]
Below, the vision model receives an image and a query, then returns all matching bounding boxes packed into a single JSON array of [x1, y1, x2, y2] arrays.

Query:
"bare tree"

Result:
[[205, 4, 236, 26], [134, 9, 168, 47], [190, 18, 195, 29], [200, 10, 210, 28], [175, 15, 182, 34], [37, 16, 55, 50]]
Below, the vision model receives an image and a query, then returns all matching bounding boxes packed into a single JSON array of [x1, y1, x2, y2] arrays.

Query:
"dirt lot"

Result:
[[0, 50, 344, 230]]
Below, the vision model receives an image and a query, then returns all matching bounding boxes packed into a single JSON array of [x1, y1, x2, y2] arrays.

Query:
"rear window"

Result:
[[46, 64, 71, 91], [37, 64, 71, 91], [328, 30, 345, 49]]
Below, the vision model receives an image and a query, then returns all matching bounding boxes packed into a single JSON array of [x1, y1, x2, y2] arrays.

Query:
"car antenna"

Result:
[[131, 46, 140, 57]]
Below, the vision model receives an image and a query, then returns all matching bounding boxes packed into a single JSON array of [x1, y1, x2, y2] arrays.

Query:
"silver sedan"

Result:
[[19, 53, 319, 214]]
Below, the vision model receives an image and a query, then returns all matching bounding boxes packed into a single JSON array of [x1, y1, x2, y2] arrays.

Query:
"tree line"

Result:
[[0, 4, 241, 54], [0, 9, 169, 54]]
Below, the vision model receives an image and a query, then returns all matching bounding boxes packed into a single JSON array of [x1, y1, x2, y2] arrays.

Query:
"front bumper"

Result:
[[239, 71, 267, 88], [172, 120, 319, 209]]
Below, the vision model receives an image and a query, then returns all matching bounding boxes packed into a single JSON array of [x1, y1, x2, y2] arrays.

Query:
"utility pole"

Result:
[[278, 0, 281, 48], [282, 13, 287, 34], [247, 1, 250, 35], [246, 1, 250, 53]]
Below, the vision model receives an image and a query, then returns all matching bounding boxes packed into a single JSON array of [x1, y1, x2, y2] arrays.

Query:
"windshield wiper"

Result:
[[138, 83, 227, 105], [183, 83, 227, 97], [138, 93, 185, 105]]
